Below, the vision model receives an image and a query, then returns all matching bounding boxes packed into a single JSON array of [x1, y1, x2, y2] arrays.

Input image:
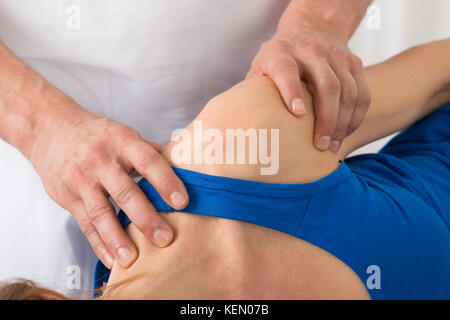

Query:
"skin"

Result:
[[0, 1, 371, 269], [102, 40, 450, 299]]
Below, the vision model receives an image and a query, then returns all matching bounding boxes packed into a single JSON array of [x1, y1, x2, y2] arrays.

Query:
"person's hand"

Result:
[[247, 22, 371, 154], [28, 94, 189, 269]]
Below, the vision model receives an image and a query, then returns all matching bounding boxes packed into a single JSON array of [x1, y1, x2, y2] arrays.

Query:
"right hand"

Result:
[[28, 94, 189, 269]]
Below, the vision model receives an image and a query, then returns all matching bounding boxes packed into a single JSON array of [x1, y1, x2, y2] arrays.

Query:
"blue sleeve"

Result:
[[374, 101, 450, 225], [380, 102, 450, 160]]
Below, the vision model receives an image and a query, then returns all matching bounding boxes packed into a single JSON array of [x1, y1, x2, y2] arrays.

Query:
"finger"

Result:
[[122, 140, 188, 210], [268, 55, 307, 117], [69, 199, 115, 269], [347, 57, 371, 136], [99, 165, 175, 249], [143, 139, 164, 152], [79, 186, 138, 268], [129, 139, 161, 178], [304, 59, 341, 151], [329, 67, 358, 153]]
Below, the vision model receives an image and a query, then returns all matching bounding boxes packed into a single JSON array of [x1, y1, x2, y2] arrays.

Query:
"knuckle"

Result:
[[135, 148, 160, 172], [305, 42, 325, 58], [341, 97, 354, 109], [77, 176, 100, 196], [78, 141, 108, 166], [88, 204, 111, 225], [330, 46, 347, 61], [342, 88, 358, 107], [61, 162, 84, 189], [113, 184, 136, 205], [351, 55, 364, 69], [274, 57, 297, 72], [269, 59, 298, 78], [92, 114, 113, 127], [79, 221, 97, 238], [106, 123, 140, 140], [267, 39, 291, 54], [266, 59, 277, 75], [319, 74, 340, 93], [68, 162, 83, 180]]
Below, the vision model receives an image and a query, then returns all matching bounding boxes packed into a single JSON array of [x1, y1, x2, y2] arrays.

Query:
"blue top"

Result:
[[94, 103, 450, 299]]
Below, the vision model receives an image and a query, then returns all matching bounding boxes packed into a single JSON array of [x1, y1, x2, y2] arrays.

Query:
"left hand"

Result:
[[247, 23, 371, 153]]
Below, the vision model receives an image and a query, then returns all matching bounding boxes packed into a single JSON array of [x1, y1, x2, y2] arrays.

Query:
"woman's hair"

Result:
[[0, 279, 70, 300], [0, 273, 143, 300]]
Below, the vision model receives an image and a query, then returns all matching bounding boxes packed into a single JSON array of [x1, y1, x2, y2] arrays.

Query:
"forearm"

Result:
[[339, 39, 450, 158], [0, 40, 77, 159], [278, 0, 373, 40]]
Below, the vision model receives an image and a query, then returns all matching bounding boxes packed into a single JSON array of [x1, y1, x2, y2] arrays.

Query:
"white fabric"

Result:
[[0, 0, 449, 296]]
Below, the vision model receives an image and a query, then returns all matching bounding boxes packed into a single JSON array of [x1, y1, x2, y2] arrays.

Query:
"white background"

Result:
[[349, 0, 450, 155]]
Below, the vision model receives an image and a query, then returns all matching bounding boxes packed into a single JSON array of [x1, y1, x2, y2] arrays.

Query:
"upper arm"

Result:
[[338, 40, 450, 158]]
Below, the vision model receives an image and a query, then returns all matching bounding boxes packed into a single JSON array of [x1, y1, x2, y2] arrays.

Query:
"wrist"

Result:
[[278, 0, 372, 42], [0, 65, 70, 160]]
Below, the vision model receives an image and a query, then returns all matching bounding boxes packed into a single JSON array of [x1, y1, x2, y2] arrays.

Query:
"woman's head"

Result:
[[0, 275, 141, 300], [0, 279, 69, 300]]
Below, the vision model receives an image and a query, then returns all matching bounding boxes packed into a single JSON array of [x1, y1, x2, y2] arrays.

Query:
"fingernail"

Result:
[[330, 140, 341, 153], [292, 98, 306, 115], [117, 247, 134, 267], [170, 191, 187, 209], [104, 252, 114, 269], [153, 229, 173, 247], [316, 136, 331, 151]]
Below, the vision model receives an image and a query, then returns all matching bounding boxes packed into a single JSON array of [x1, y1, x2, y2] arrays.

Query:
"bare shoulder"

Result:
[[163, 76, 340, 183], [103, 77, 367, 299]]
